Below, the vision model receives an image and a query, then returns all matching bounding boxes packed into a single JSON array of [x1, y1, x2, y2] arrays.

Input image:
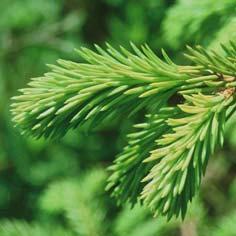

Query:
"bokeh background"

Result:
[[0, 0, 236, 235]]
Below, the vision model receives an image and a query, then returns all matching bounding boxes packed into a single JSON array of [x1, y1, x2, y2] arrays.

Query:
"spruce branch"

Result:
[[141, 93, 234, 219], [11, 41, 236, 220], [11, 43, 189, 138], [106, 107, 180, 205], [185, 42, 236, 77], [11, 42, 236, 138]]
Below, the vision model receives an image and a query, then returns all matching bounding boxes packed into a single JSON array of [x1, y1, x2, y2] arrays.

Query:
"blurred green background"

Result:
[[0, 0, 236, 235]]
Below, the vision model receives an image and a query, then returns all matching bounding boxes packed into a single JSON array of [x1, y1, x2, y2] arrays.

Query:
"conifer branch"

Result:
[[11, 41, 236, 220], [106, 107, 180, 205], [141, 93, 234, 219]]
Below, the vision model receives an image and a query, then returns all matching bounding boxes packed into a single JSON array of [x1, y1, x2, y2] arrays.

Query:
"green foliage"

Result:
[[142, 93, 232, 218], [0, 220, 74, 236], [206, 211, 236, 236], [11, 42, 236, 138], [208, 17, 236, 51], [11, 43, 186, 138], [37, 168, 207, 236], [11, 41, 236, 220], [162, 0, 236, 50], [0, 0, 60, 29], [107, 108, 179, 205], [39, 169, 107, 236], [1, 0, 236, 235], [107, 0, 168, 48], [114, 205, 177, 236]]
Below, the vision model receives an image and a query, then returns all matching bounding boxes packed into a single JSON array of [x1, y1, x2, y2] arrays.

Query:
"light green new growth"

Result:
[[11, 40, 236, 220]]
